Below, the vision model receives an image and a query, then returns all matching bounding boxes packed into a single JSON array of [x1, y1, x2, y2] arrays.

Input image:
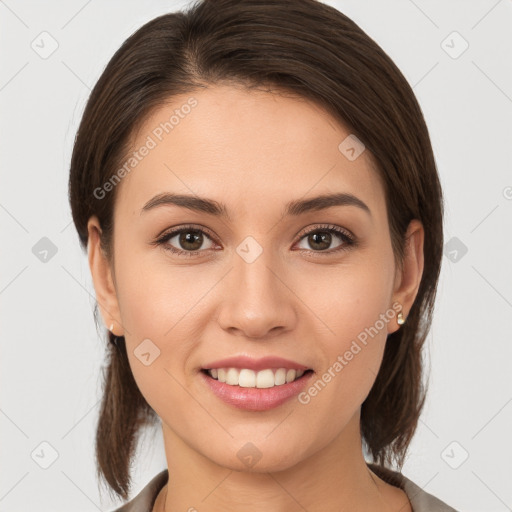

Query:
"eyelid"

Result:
[[152, 223, 356, 256], [155, 223, 215, 240], [151, 223, 219, 255], [154, 223, 354, 243], [295, 223, 354, 241]]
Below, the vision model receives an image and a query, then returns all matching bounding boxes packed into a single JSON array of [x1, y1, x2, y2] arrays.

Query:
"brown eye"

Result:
[[295, 225, 355, 254], [303, 231, 337, 251], [155, 225, 216, 256], [175, 230, 205, 251]]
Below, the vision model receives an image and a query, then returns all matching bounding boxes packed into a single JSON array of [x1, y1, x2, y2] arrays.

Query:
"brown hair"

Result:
[[68, 0, 443, 501]]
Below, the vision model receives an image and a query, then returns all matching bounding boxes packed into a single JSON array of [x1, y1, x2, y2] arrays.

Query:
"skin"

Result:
[[88, 83, 423, 511]]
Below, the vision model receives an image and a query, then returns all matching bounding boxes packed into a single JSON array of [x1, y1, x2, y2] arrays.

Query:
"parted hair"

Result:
[[68, 0, 444, 501]]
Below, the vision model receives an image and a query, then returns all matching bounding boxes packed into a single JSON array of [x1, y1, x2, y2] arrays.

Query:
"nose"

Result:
[[215, 248, 297, 339]]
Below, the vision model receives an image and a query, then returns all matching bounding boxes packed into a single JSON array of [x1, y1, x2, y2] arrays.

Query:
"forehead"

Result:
[[115, 84, 385, 220]]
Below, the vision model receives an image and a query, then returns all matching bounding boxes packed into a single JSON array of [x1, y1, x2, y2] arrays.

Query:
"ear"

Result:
[[387, 219, 424, 334], [87, 216, 123, 336]]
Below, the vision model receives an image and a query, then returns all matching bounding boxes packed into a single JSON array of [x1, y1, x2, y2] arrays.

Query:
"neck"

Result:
[[155, 412, 404, 512]]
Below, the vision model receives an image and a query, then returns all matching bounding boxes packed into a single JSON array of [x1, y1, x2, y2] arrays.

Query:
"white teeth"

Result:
[[239, 369, 256, 387], [226, 368, 239, 385], [256, 369, 274, 388], [286, 369, 297, 383], [274, 368, 286, 385], [206, 367, 308, 388]]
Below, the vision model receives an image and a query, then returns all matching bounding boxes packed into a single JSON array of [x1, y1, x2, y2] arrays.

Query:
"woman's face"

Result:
[[88, 84, 423, 472]]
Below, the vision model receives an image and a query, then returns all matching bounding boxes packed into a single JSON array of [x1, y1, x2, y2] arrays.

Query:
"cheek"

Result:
[[113, 240, 206, 339], [112, 247, 223, 395], [297, 257, 394, 406], [301, 253, 394, 344]]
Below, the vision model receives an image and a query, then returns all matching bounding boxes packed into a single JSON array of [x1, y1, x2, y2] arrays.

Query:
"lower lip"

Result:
[[200, 370, 314, 411]]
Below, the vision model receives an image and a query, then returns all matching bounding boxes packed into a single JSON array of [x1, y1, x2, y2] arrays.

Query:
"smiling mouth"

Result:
[[201, 367, 314, 389]]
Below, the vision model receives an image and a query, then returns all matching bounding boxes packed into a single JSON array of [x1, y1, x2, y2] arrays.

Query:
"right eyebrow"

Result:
[[141, 193, 230, 219]]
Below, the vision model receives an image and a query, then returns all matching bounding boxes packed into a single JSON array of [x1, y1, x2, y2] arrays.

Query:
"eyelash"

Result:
[[152, 223, 357, 258]]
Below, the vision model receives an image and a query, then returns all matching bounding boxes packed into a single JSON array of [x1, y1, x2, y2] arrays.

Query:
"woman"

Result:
[[68, 0, 457, 510]]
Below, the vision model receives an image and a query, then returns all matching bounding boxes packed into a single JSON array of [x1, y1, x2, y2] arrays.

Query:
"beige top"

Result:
[[112, 463, 458, 511]]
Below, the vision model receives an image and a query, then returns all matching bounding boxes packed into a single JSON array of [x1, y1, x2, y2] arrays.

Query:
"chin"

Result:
[[199, 437, 308, 474]]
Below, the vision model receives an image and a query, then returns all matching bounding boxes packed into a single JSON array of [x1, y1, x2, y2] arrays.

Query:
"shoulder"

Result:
[[367, 463, 459, 512], [110, 469, 168, 512]]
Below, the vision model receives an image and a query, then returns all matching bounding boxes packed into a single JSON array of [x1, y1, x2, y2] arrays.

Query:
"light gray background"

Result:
[[1, 0, 511, 510]]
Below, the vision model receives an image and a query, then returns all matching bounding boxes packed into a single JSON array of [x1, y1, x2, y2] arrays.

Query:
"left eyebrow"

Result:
[[140, 192, 371, 219], [284, 192, 371, 218]]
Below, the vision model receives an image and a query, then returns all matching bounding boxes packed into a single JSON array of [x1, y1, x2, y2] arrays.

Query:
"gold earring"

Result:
[[109, 322, 114, 332], [397, 311, 405, 325]]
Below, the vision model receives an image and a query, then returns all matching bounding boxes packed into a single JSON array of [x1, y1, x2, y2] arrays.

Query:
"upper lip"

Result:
[[203, 355, 310, 372]]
